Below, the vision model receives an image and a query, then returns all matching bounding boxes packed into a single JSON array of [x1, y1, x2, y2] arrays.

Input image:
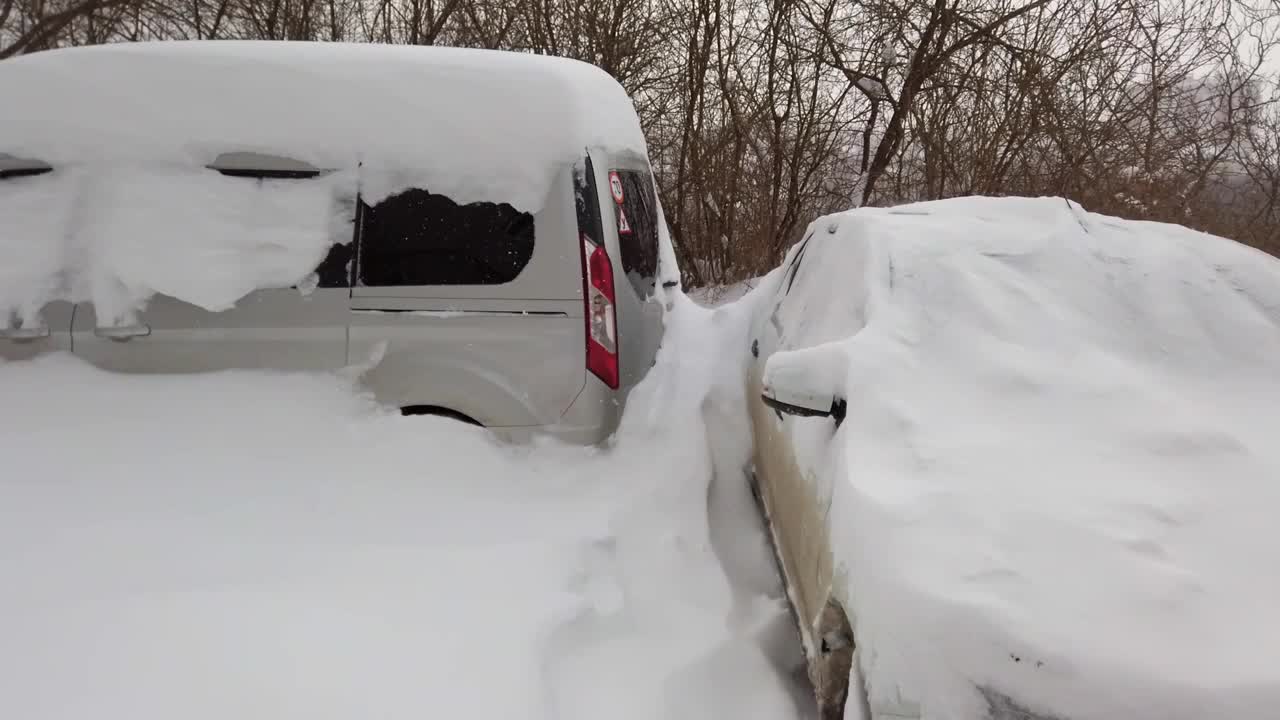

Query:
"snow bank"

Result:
[[773, 197, 1280, 719], [0, 290, 807, 720], [0, 41, 648, 324]]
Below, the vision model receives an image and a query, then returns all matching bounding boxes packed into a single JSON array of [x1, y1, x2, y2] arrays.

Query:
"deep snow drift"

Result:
[[0, 294, 807, 720], [7, 190, 1277, 720], [760, 197, 1280, 719]]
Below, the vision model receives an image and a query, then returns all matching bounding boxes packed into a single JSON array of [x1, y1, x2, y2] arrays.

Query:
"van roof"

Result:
[[0, 41, 649, 208]]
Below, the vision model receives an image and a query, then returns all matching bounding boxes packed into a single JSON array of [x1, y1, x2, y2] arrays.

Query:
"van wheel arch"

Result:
[[400, 405, 483, 426]]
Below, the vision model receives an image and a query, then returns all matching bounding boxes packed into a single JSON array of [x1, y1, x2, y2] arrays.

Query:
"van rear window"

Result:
[[610, 169, 659, 300], [356, 189, 535, 286]]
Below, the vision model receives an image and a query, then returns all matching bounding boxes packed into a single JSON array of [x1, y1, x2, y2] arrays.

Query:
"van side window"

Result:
[[209, 157, 356, 289], [610, 169, 659, 300], [356, 188, 535, 286]]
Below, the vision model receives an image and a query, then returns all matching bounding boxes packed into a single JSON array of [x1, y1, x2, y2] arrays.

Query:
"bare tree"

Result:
[[1, 0, 137, 56]]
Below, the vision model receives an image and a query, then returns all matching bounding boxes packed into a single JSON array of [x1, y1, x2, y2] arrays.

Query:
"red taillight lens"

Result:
[[582, 236, 619, 389]]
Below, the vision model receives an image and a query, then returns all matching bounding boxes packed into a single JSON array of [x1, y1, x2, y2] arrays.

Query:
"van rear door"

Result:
[[587, 148, 665, 391]]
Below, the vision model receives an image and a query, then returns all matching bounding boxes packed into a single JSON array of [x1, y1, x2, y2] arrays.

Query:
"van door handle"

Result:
[[95, 324, 151, 341], [0, 326, 50, 343]]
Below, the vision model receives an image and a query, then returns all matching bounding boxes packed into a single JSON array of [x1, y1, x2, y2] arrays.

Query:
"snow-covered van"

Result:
[[0, 41, 679, 443]]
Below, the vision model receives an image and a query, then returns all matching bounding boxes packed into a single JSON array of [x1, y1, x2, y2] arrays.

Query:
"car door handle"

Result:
[[0, 325, 50, 343], [95, 324, 151, 341]]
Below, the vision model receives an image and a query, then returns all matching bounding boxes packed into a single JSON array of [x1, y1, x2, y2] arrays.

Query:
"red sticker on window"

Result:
[[618, 207, 632, 235], [609, 171, 625, 204]]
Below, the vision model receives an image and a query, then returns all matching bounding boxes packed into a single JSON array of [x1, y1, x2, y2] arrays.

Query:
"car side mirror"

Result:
[[760, 346, 847, 426], [761, 383, 847, 425]]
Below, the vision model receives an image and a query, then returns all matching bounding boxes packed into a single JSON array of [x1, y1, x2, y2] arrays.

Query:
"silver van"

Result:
[[0, 43, 676, 445]]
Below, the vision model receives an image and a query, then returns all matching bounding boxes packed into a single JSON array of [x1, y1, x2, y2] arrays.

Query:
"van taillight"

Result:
[[582, 236, 619, 389]]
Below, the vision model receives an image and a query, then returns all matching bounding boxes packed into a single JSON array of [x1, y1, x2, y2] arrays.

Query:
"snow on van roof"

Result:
[[0, 42, 651, 325], [0, 41, 649, 208]]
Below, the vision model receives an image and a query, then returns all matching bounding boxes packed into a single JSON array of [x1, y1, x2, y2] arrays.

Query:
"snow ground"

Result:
[[762, 197, 1280, 719], [0, 294, 810, 720]]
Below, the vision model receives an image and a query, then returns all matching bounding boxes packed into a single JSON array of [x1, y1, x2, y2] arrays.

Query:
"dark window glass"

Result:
[[357, 188, 535, 286], [611, 169, 659, 300], [575, 159, 604, 248], [315, 193, 360, 288], [315, 242, 354, 288]]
